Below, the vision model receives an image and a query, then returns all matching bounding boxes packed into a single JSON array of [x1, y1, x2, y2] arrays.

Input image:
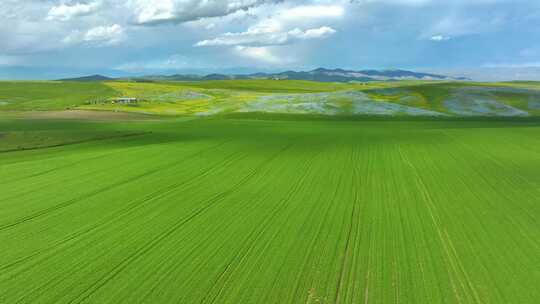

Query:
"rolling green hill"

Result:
[[2, 80, 540, 117]]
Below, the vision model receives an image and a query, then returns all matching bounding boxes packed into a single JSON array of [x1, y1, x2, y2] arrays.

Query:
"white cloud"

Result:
[[278, 5, 345, 20], [430, 35, 450, 41], [293, 26, 336, 39], [64, 24, 125, 46], [128, 0, 280, 25], [196, 25, 336, 47], [234, 46, 284, 64], [47, 1, 102, 21], [193, 3, 342, 65], [193, 3, 343, 47], [86, 24, 124, 43], [252, 3, 346, 31]]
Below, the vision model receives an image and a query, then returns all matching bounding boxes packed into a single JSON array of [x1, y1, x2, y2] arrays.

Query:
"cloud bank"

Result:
[[1, 0, 540, 77], [128, 0, 282, 25]]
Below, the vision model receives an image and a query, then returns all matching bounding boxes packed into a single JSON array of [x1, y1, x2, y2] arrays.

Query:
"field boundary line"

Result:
[[398, 144, 483, 304], [0, 132, 147, 154]]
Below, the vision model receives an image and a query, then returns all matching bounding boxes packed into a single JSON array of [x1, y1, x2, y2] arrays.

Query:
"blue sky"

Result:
[[2, 0, 540, 80]]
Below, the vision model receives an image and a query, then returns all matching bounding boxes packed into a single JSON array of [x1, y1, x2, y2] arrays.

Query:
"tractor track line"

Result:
[[7, 145, 248, 304], [0, 139, 232, 232], [67, 141, 298, 304], [206, 143, 318, 304], [0, 139, 159, 186], [0, 140, 235, 272], [334, 144, 361, 304]]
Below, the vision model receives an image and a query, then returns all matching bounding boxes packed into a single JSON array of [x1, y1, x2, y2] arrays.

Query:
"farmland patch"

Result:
[[0, 117, 539, 303]]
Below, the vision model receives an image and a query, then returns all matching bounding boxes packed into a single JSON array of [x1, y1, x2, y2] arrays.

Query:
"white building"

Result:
[[112, 97, 138, 104]]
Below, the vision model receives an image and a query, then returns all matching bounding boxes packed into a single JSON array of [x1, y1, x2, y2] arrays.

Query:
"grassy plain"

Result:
[[0, 81, 117, 110], [1, 114, 539, 303]]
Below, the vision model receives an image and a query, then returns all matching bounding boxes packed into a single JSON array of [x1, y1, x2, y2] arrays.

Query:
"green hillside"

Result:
[[2, 80, 540, 117]]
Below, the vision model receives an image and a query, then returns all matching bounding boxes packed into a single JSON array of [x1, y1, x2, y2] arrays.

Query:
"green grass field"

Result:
[[1, 113, 539, 303], [0, 81, 117, 111]]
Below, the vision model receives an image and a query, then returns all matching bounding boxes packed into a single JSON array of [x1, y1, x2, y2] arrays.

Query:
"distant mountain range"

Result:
[[59, 68, 469, 82], [59, 74, 115, 82]]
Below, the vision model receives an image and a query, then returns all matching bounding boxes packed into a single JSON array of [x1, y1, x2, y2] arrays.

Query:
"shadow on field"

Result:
[[3, 113, 540, 156]]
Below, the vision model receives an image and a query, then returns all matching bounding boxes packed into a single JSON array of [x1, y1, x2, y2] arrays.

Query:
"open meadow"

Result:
[[0, 80, 540, 303]]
